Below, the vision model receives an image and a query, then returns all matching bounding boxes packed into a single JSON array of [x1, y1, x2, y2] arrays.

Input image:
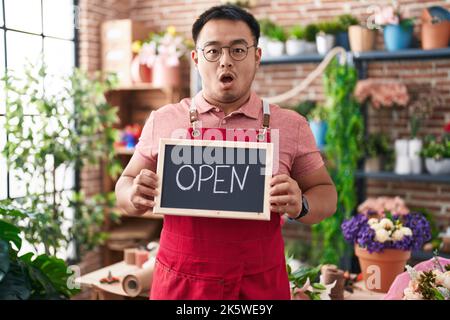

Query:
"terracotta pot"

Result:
[[421, 21, 450, 50], [152, 57, 181, 88], [130, 55, 152, 84], [354, 244, 411, 293], [348, 25, 376, 52], [365, 157, 381, 173]]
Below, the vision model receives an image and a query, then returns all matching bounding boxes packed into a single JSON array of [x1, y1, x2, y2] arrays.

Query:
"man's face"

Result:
[[192, 19, 261, 104]]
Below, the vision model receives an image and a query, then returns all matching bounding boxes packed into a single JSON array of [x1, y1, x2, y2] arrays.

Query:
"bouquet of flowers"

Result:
[[354, 79, 409, 109], [385, 256, 450, 300], [341, 197, 431, 253], [373, 2, 414, 29]]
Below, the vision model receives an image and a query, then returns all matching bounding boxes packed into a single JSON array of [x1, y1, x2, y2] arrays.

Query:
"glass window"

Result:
[[4, 0, 42, 34], [6, 31, 42, 74], [44, 37, 74, 78], [0, 117, 6, 200], [43, 0, 75, 40]]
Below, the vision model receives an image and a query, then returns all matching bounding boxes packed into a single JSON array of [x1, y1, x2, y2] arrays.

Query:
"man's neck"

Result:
[[203, 92, 251, 116]]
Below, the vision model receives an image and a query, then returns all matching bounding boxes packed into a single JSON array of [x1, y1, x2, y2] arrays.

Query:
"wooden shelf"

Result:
[[260, 47, 450, 66], [355, 170, 450, 184]]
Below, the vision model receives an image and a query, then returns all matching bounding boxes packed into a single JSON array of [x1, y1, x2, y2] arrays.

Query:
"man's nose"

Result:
[[219, 48, 233, 68]]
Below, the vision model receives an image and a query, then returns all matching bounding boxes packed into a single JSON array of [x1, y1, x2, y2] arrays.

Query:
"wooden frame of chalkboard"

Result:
[[153, 138, 273, 220]]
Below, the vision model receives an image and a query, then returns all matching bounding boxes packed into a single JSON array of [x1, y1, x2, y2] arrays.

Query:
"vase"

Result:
[[335, 31, 350, 51], [365, 157, 381, 173], [130, 55, 152, 84], [421, 21, 450, 50], [316, 33, 335, 55], [348, 25, 376, 52], [309, 120, 328, 150], [354, 244, 411, 293], [286, 39, 307, 56], [425, 158, 450, 175], [395, 139, 411, 175], [408, 138, 423, 174], [267, 40, 285, 57], [152, 57, 181, 88], [383, 24, 413, 51]]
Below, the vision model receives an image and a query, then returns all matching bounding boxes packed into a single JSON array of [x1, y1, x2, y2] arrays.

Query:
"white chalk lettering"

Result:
[[231, 166, 249, 193], [176, 165, 196, 190]]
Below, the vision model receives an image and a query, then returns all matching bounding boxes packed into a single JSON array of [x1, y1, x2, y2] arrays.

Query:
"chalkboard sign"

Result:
[[153, 138, 273, 220]]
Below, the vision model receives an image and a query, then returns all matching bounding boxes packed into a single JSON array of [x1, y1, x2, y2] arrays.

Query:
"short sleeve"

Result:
[[290, 117, 325, 179], [135, 111, 157, 170]]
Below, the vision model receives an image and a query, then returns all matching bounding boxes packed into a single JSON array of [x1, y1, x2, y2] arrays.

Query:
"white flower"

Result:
[[442, 272, 450, 290], [375, 228, 391, 243], [403, 287, 423, 300], [392, 229, 404, 241], [379, 218, 394, 230], [400, 227, 413, 237], [368, 218, 379, 226]]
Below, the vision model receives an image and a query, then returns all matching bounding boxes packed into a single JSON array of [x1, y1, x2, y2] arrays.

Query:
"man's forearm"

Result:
[[298, 184, 337, 224], [115, 176, 149, 216]]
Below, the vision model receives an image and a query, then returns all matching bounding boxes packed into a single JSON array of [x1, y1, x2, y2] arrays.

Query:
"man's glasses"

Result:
[[197, 43, 257, 62]]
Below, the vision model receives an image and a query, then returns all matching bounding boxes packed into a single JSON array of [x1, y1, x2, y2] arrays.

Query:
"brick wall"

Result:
[[78, 0, 450, 259]]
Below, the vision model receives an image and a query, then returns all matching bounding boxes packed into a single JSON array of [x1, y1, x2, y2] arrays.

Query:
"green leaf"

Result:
[[0, 240, 10, 282], [0, 220, 22, 250], [0, 260, 31, 300]]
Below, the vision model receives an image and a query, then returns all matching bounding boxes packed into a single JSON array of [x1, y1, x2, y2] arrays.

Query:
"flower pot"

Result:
[[395, 139, 411, 174], [286, 39, 307, 56], [259, 35, 270, 59], [383, 24, 414, 51], [335, 31, 350, 51], [348, 25, 376, 52], [425, 158, 450, 175], [421, 21, 450, 50], [316, 33, 335, 55], [304, 41, 317, 53], [365, 157, 381, 173], [354, 244, 411, 293], [152, 57, 180, 88], [309, 120, 328, 150], [131, 55, 152, 84], [267, 40, 285, 57], [408, 138, 423, 174]]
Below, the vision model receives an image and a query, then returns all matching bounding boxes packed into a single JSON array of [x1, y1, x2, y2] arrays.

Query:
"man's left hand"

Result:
[[269, 174, 302, 219]]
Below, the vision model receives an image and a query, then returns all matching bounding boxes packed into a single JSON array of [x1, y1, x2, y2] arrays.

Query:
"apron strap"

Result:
[[189, 97, 271, 139]]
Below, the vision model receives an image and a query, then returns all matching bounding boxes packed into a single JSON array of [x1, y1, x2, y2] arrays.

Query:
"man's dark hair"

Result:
[[192, 4, 260, 45]]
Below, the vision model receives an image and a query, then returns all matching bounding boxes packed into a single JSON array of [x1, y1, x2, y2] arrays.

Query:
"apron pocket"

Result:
[[150, 259, 225, 300]]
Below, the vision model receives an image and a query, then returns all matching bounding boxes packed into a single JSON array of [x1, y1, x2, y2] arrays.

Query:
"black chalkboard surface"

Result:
[[153, 138, 273, 220]]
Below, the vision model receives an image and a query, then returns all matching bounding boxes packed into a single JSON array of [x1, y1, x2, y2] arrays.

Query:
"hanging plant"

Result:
[[312, 58, 364, 265]]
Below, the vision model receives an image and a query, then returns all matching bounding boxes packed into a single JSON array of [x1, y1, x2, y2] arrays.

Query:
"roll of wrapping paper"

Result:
[[122, 261, 155, 297]]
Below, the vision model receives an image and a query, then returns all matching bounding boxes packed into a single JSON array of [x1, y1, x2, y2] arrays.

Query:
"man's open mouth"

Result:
[[220, 74, 235, 84]]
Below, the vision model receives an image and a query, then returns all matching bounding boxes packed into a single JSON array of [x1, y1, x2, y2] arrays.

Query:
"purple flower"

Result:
[[341, 211, 431, 254]]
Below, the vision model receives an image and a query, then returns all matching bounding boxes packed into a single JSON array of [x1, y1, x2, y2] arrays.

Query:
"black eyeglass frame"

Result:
[[196, 43, 258, 62]]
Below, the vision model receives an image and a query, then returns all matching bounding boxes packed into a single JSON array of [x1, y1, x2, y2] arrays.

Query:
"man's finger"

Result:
[[133, 196, 155, 208], [270, 195, 293, 205], [136, 185, 159, 198], [270, 182, 290, 195], [140, 169, 158, 181], [270, 174, 290, 186], [137, 173, 158, 188]]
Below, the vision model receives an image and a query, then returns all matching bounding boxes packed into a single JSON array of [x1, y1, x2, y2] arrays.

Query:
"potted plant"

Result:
[[147, 26, 190, 88], [130, 40, 153, 84], [258, 18, 277, 59], [420, 132, 450, 175], [286, 25, 307, 56], [421, 6, 450, 50], [308, 103, 330, 150], [342, 196, 431, 293], [0, 204, 80, 299], [364, 133, 391, 172], [316, 21, 339, 55], [374, 3, 415, 51], [304, 23, 319, 53], [266, 23, 287, 57], [334, 14, 359, 51], [407, 91, 442, 174]]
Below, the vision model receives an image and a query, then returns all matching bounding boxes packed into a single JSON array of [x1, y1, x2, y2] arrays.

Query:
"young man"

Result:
[[115, 4, 337, 300]]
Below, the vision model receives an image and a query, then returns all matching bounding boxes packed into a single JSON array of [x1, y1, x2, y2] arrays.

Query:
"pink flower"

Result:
[[374, 5, 400, 26]]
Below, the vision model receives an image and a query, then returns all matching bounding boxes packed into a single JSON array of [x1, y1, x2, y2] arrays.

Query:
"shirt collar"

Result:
[[193, 91, 261, 120]]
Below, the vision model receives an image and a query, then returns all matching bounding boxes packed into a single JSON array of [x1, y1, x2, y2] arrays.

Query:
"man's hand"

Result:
[[130, 169, 159, 211], [269, 174, 302, 219]]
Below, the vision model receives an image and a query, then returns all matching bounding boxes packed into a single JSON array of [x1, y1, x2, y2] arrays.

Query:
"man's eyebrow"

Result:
[[202, 39, 249, 47]]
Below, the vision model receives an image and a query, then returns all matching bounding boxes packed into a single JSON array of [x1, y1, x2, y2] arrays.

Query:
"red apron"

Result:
[[150, 100, 291, 300]]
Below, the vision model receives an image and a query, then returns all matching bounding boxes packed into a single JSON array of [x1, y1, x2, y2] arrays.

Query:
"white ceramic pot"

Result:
[[395, 139, 409, 157], [395, 155, 411, 175], [267, 40, 285, 57], [425, 158, 450, 175], [286, 39, 307, 56], [408, 139, 423, 174], [259, 36, 270, 59], [316, 33, 335, 55], [305, 41, 317, 53]]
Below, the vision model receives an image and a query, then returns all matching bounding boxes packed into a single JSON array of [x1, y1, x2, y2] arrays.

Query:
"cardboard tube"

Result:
[[122, 263, 154, 297]]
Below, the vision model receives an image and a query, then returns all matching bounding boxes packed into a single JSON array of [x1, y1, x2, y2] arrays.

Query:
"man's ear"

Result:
[[255, 46, 262, 68], [191, 50, 198, 66]]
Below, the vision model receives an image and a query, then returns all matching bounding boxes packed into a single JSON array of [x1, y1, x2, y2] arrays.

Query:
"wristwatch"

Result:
[[290, 195, 310, 221]]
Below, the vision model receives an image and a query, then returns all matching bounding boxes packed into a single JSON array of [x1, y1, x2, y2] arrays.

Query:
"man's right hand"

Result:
[[130, 169, 159, 212]]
